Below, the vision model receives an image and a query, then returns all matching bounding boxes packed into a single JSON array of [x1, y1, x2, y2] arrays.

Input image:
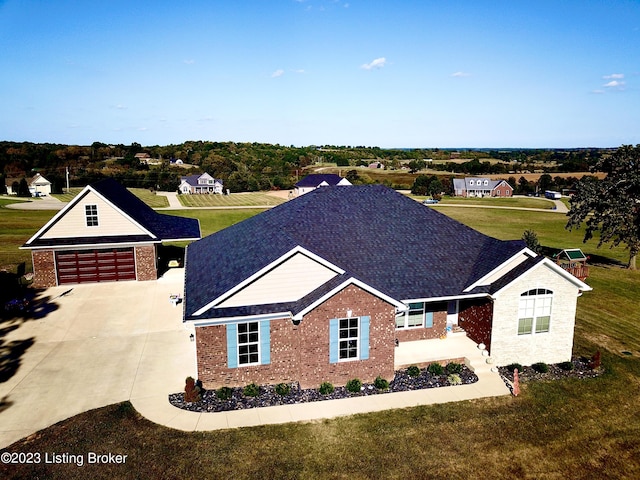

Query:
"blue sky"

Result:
[[1, 0, 639, 148]]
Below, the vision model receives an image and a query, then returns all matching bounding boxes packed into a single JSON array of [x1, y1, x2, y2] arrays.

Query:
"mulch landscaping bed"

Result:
[[498, 356, 602, 383], [169, 365, 478, 413]]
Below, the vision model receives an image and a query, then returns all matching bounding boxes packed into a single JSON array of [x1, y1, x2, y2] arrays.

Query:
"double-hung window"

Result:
[[237, 321, 260, 365], [85, 205, 99, 227], [518, 289, 552, 335], [339, 317, 359, 360], [396, 302, 434, 329]]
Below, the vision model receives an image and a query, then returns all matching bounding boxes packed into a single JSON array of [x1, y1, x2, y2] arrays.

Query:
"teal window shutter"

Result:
[[425, 311, 433, 328], [260, 320, 270, 365], [227, 323, 238, 368], [329, 319, 339, 363], [360, 316, 370, 360]]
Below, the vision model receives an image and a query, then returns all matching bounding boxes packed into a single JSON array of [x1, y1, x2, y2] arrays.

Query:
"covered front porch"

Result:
[[394, 331, 492, 374]]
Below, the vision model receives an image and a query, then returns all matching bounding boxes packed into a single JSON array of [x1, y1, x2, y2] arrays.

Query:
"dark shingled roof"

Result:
[[88, 178, 201, 241], [24, 178, 200, 248], [185, 185, 527, 321], [295, 174, 348, 188]]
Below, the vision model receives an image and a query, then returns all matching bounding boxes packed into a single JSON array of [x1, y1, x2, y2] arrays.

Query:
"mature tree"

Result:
[[522, 229, 542, 254], [566, 144, 640, 269], [18, 178, 30, 197]]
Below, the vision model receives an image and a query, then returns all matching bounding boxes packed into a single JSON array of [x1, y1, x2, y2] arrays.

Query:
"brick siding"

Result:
[[458, 298, 493, 352], [32, 250, 57, 287], [195, 284, 396, 390], [134, 245, 157, 281]]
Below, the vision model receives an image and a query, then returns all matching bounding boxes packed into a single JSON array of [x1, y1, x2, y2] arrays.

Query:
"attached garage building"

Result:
[[22, 178, 201, 288]]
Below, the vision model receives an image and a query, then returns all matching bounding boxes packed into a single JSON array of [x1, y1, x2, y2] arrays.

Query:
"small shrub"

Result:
[[319, 381, 334, 395], [531, 362, 549, 373], [243, 383, 260, 397], [216, 386, 233, 400], [558, 361, 574, 371], [505, 363, 523, 373], [446, 362, 463, 374], [346, 378, 362, 393], [275, 383, 291, 396], [374, 376, 389, 390], [427, 363, 444, 375], [447, 374, 462, 385], [406, 365, 421, 377]]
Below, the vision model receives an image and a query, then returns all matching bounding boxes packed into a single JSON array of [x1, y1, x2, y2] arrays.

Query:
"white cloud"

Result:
[[451, 71, 471, 77], [603, 73, 624, 79], [183, 59, 195, 65], [361, 57, 386, 70], [603, 80, 625, 88], [294, 69, 306, 74], [271, 69, 285, 78]]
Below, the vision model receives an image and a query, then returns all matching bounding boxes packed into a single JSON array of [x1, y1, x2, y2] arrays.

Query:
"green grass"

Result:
[[436, 195, 556, 209], [167, 209, 267, 237], [177, 192, 285, 207], [3, 202, 640, 478]]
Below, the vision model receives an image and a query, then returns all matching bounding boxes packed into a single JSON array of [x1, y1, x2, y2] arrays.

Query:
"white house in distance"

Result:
[[294, 174, 352, 196], [179, 173, 224, 194], [5, 173, 52, 196], [453, 177, 513, 198]]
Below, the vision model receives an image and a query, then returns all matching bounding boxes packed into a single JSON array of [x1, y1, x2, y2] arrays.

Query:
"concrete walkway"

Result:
[[0, 269, 509, 449]]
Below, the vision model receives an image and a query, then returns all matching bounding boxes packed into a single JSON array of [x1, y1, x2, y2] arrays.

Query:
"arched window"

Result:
[[518, 289, 553, 335]]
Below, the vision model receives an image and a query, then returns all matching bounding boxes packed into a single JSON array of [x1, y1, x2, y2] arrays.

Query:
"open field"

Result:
[[2, 200, 640, 478], [435, 195, 555, 209], [177, 191, 286, 207]]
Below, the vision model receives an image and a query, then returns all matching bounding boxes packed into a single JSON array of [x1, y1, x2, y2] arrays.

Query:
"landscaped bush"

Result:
[[531, 362, 549, 373], [446, 362, 463, 374], [406, 365, 421, 377], [275, 383, 291, 396], [243, 383, 260, 397], [374, 376, 389, 390], [447, 374, 462, 385], [505, 363, 523, 373], [319, 381, 334, 395], [427, 362, 444, 375], [558, 361, 574, 371], [216, 386, 233, 400], [346, 378, 362, 393]]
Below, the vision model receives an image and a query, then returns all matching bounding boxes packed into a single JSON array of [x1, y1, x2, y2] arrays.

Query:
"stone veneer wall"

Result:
[[195, 284, 397, 390], [134, 245, 157, 281], [490, 263, 583, 366], [32, 250, 57, 288]]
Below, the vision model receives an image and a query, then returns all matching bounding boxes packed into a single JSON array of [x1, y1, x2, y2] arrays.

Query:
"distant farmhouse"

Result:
[[294, 174, 351, 196], [6, 173, 52, 197], [179, 173, 224, 194], [453, 177, 513, 198]]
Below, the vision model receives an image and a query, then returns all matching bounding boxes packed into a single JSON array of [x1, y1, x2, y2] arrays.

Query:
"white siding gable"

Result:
[[218, 252, 339, 307], [40, 190, 150, 239]]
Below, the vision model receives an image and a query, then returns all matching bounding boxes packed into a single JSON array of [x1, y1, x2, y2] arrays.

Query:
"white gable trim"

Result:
[[463, 248, 537, 292], [189, 311, 292, 327], [292, 277, 407, 321], [23, 184, 157, 247], [402, 293, 490, 304], [491, 257, 592, 299], [192, 246, 346, 317]]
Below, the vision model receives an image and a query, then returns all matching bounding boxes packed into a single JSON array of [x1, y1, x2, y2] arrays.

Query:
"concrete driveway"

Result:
[[0, 269, 195, 449]]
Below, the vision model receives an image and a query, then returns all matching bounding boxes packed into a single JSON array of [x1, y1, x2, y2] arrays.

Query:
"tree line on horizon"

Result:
[[0, 140, 613, 195]]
